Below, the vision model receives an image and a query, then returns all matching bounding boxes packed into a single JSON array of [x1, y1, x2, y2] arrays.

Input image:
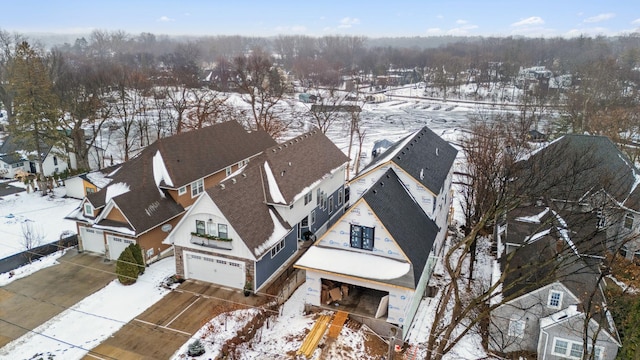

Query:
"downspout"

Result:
[[541, 328, 549, 360]]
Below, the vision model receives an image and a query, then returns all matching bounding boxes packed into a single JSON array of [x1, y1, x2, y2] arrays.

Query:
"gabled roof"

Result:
[[359, 126, 457, 195], [205, 164, 291, 259], [0, 134, 55, 162], [205, 128, 346, 258], [363, 169, 440, 287], [80, 121, 275, 235], [260, 130, 349, 205], [520, 134, 640, 211]]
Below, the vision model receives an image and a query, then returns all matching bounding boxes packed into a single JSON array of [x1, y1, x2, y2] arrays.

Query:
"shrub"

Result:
[[187, 338, 205, 357], [115, 246, 139, 285], [129, 243, 145, 275]]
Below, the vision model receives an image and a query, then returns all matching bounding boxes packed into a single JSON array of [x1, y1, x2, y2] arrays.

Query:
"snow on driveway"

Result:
[[0, 257, 175, 360]]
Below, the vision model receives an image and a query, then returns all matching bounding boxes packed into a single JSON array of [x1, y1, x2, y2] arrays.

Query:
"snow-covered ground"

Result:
[[0, 186, 80, 259], [0, 88, 509, 359], [0, 256, 175, 360]]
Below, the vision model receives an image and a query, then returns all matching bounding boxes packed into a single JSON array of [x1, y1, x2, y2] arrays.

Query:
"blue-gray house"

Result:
[[165, 129, 349, 292]]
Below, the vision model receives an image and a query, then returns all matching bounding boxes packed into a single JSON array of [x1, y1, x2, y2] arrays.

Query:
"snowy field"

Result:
[[0, 186, 80, 259]]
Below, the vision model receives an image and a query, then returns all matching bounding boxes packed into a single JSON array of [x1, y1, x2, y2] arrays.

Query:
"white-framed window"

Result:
[[328, 196, 334, 214], [191, 179, 204, 197], [195, 220, 206, 235], [225, 166, 232, 176], [547, 290, 563, 309], [178, 186, 187, 196], [207, 221, 217, 236], [84, 203, 94, 216], [304, 191, 312, 205], [218, 224, 228, 238], [338, 189, 343, 205], [507, 318, 525, 338], [624, 213, 634, 230], [316, 189, 321, 205], [270, 239, 285, 258], [552, 337, 602, 360], [310, 210, 316, 225]]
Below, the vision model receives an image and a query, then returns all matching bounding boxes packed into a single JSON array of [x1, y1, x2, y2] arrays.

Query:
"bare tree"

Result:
[[21, 222, 45, 263]]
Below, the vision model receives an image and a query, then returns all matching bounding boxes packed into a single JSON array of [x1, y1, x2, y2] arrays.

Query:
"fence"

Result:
[[0, 234, 78, 274]]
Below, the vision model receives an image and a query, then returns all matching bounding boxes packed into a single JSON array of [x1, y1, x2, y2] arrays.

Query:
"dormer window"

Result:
[[84, 203, 94, 217], [624, 213, 634, 230], [547, 290, 563, 309]]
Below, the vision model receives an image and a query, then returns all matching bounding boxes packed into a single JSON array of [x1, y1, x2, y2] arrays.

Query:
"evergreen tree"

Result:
[[115, 246, 139, 285], [8, 41, 62, 181], [129, 243, 145, 275]]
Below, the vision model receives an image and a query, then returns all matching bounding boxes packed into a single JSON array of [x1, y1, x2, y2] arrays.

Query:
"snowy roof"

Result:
[[296, 246, 411, 282], [539, 305, 580, 329]]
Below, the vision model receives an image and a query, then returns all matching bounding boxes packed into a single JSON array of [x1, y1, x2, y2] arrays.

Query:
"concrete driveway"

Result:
[[0, 249, 115, 348], [86, 280, 270, 360]]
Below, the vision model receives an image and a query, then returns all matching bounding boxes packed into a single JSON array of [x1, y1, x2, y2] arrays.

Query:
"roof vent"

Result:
[[220, 184, 225, 189], [242, 173, 247, 178], [272, 149, 277, 152], [288, 162, 292, 166], [436, 148, 439, 156], [231, 178, 237, 184], [281, 170, 286, 176]]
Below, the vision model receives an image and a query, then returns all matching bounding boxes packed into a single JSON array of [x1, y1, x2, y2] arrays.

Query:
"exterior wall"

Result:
[[317, 200, 406, 262], [255, 229, 297, 290], [538, 316, 619, 360], [41, 149, 69, 177], [65, 177, 96, 199], [168, 195, 255, 261], [303, 269, 415, 331], [105, 206, 128, 223], [489, 283, 580, 354], [136, 216, 182, 261], [0, 160, 28, 179]]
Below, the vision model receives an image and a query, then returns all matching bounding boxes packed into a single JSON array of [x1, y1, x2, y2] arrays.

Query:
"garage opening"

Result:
[[320, 279, 389, 319]]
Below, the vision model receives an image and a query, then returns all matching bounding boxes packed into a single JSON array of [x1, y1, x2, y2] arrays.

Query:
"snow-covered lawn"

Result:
[[0, 185, 80, 259], [0, 256, 175, 360]]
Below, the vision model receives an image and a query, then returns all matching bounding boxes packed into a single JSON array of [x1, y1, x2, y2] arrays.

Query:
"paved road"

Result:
[[0, 181, 24, 197], [0, 249, 115, 348]]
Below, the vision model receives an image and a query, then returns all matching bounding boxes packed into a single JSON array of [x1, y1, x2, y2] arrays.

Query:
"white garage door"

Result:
[[80, 227, 105, 254], [107, 235, 136, 260], [184, 251, 245, 289]]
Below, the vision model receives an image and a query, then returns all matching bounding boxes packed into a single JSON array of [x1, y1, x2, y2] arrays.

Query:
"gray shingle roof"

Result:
[[363, 168, 439, 288], [361, 126, 457, 195]]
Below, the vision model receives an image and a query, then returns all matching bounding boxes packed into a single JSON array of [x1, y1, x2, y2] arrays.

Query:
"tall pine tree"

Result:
[[8, 41, 62, 181]]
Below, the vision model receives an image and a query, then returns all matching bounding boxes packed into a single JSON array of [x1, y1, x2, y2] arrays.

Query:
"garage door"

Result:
[[80, 227, 105, 254], [107, 235, 136, 260], [184, 251, 245, 289]]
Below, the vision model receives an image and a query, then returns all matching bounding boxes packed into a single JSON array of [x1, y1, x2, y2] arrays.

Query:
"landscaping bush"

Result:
[[115, 246, 139, 285], [187, 338, 205, 357], [128, 243, 145, 275]]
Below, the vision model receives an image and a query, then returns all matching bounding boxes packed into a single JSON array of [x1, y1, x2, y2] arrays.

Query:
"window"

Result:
[[350, 224, 375, 251], [225, 166, 232, 176], [328, 196, 334, 214], [84, 203, 94, 216], [304, 191, 312, 205], [553, 339, 568, 356], [207, 221, 217, 236], [218, 224, 228, 239], [596, 209, 605, 229], [552, 337, 602, 360], [310, 210, 316, 225], [191, 179, 204, 197], [271, 239, 285, 258], [85, 187, 95, 194], [178, 186, 187, 196], [624, 213, 634, 230], [53, 156, 58, 166], [548, 290, 563, 309], [195, 220, 206, 235], [301, 216, 309, 227], [316, 189, 321, 205], [338, 189, 343, 205], [507, 318, 525, 338]]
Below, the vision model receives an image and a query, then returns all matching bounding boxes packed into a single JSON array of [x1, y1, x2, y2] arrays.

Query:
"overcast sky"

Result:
[[4, 0, 639, 38]]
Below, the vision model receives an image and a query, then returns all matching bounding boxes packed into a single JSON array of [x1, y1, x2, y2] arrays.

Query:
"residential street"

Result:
[[0, 249, 115, 347]]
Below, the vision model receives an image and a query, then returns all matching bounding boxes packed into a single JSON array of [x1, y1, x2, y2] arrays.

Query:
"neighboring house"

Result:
[[517, 134, 640, 262], [64, 168, 114, 199], [66, 121, 276, 263], [349, 126, 457, 258], [165, 129, 349, 292], [489, 203, 621, 359], [295, 168, 441, 340], [0, 135, 70, 178]]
